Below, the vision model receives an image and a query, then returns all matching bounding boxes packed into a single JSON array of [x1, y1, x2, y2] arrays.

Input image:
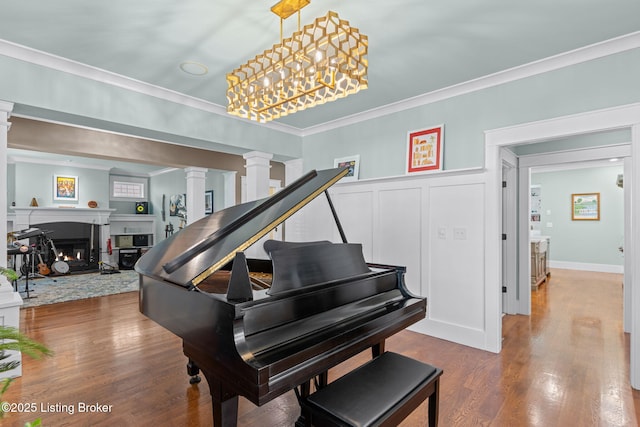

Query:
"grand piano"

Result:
[[136, 167, 426, 426]]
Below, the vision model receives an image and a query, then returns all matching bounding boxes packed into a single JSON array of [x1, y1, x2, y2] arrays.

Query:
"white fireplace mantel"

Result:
[[11, 207, 116, 230], [9, 207, 117, 265]]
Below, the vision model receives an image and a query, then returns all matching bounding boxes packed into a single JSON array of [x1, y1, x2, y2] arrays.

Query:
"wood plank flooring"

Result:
[[3, 268, 640, 426]]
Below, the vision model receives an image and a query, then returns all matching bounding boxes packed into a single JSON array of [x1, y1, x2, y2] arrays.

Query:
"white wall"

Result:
[[297, 169, 490, 351]]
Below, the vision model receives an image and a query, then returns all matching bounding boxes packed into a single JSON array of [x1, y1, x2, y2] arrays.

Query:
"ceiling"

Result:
[[3, 0, 640, 130], [2, 1, 640, 173]]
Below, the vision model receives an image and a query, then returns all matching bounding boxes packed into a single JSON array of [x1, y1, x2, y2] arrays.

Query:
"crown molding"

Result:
[[8, 155, 112, 170], [301, 31, 640, 136], [0, 39, 303, 137], [1, 31, 639, 138], [148, 167, 180, 177]]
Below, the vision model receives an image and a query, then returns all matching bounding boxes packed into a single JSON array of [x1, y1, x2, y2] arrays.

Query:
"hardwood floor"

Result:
[[3, 268, 640, 426]]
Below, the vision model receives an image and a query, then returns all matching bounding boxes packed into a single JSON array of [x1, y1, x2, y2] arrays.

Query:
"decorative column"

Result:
[[0, 101, 12, 276], [243, 151, 273, 258], [243, 151, 272, 202], [222, 171, 237, 209], [185, 167, 207, 225], [0, 100, 23, 379], [284, 159, 304, 241]]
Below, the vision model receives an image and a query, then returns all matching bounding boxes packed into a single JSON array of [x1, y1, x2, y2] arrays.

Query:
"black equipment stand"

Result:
[[7, 246, 36, 299]]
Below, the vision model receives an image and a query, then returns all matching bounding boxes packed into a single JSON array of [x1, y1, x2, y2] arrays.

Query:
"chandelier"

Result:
[[226, 0, 368, 123]]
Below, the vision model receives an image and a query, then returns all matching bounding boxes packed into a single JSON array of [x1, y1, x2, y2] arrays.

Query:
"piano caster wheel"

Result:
[[189, 375, 201, 384]]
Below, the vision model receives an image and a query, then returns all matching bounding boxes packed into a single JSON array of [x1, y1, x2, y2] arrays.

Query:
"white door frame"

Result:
[[501, 149, 518, 314], [517, 144, 631, 317], [484, 103, 640, 389]]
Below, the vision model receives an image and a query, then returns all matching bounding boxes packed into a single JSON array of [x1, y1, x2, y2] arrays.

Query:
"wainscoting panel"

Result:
[[299, 170, 491, 351], [376, 187, 422, 296], [331, 191, 374, 260], [426, 181, 485, 333]]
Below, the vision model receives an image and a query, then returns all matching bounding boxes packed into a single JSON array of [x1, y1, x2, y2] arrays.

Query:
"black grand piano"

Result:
[[136, 167, 426, 426]]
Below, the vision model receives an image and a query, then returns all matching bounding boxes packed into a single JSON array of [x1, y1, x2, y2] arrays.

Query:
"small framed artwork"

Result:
[[170, 194, 187, 218], [572, 193, 600, 221], [407, 125, 444, 174], [334, 155, 360, 182], [205, 190, 214, 214], [53, 175, 78, 201]]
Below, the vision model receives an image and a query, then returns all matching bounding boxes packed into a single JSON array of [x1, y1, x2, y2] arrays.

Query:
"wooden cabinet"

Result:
[[531, 238, 549, 290]]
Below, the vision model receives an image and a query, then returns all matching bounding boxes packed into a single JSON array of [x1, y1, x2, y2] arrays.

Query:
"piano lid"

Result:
[[135, 167, 349, 288]]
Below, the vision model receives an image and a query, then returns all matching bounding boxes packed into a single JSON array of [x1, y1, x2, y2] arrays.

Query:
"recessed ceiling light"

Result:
[[179, 61, 208, 76]]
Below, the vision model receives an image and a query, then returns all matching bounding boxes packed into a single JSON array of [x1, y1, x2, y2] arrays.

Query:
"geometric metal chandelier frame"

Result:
[[226, 1, 368, 123]]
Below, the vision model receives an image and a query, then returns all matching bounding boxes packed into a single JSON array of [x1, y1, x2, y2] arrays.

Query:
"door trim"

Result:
[[484, 102, 640, 388]]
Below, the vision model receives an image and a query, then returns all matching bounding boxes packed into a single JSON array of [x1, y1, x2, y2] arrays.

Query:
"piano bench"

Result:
[[299, 351, 443, 427]]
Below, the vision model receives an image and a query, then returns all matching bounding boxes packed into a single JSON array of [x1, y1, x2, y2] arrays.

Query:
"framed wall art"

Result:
[[205, 190, 214, 214], [333, 155, 360, 182], [572, 192, 600, 221], [53, 175, 78, 201], [407, 125, 443, 174], [170, 193, 187, 218]]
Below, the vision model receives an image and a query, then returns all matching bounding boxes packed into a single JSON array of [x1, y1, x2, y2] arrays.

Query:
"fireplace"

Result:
[[31, 222, 100, 274]]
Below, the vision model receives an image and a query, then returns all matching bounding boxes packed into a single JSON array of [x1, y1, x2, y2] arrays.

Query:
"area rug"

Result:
[[16, 270, 139, 308]]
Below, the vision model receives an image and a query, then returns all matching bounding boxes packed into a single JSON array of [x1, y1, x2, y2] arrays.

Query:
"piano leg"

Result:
[[372, 340, 385, 358], [186, 358, 201, 384], [294, 381, 312, 427], [314, 372, 328, 390], [208, 375, 239, 427]]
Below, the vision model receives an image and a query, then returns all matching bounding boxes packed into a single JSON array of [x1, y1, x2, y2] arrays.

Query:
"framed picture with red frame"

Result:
[[406, 125, 443, 174]]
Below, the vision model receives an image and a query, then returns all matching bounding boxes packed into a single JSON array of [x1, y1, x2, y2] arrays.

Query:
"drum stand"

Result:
[[14, 249, 39, 299], [26, 246, 48, 280]]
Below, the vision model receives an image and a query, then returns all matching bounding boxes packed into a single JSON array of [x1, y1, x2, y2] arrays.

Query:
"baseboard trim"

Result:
[[549, 260, 623, 274]]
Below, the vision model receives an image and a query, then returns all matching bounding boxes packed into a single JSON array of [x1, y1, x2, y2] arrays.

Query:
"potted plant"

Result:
[[0, 267, 52, 426]]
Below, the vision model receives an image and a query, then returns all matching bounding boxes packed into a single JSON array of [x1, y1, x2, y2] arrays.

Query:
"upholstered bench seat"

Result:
[[300, 351, 443, 427]]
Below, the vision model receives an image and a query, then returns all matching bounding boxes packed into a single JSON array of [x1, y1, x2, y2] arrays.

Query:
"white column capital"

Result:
[[184, 166, 207, 178], [0, 100, 14, 114], [243, 151, 273, 167], [0, 100, 13, 130]]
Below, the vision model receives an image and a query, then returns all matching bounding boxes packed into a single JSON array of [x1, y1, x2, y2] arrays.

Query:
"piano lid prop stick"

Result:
[[324, 190, 348, 244], [162, 169, 319, 274]]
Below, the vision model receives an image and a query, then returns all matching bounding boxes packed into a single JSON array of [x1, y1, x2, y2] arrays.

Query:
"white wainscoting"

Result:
[[296, 169, 490, 351]]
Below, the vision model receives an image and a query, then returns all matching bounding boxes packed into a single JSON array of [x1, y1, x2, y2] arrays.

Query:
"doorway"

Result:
[[513, 144, 631, 321], [484, 102, 640, 388]]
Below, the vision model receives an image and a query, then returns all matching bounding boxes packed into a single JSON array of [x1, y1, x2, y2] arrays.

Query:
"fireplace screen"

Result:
[[30, 222, 100, 274]]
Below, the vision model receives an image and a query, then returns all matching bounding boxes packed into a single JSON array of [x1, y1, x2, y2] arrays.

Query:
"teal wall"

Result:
[[303, 49, 640, 179], [1, 46, 638, 181], [12, 163, 109, 209], [531, 165, 624, 266], [149, 170, 185, 242], [0, 55, 303, 162], [8, 163, 227, 244], [148, 169, 226, 242]]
